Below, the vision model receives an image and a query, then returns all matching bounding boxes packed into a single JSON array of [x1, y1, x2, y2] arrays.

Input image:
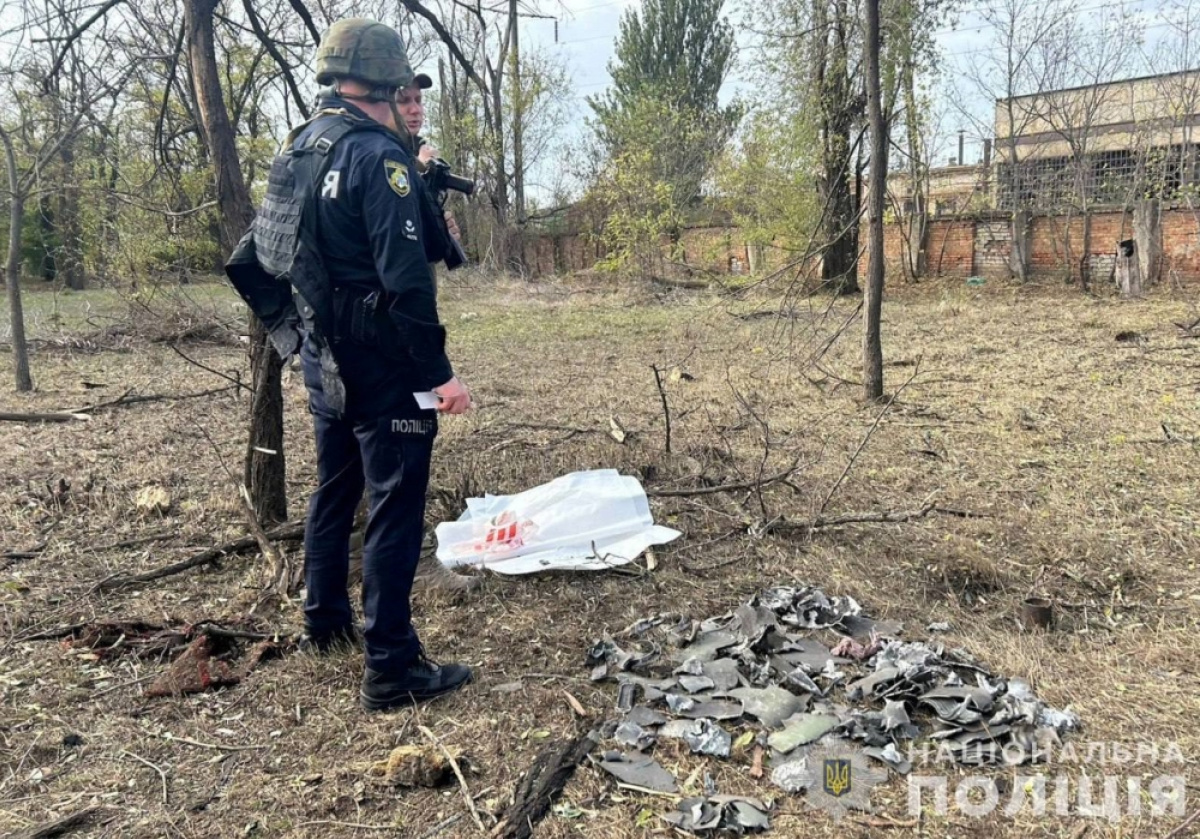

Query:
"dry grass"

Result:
[[1, 273, 1198, 838]]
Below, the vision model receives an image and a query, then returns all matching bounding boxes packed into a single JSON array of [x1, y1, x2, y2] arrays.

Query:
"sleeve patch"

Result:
[[384, 159, 410, 197]]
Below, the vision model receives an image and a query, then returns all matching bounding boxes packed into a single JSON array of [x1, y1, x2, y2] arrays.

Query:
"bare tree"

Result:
[[1, 1, 134, 389], [1, 125, 32, 392], [1147, 2, 1200, 211], [956, 0, 1066, 282], [863, 0, 886, 400], [1019, 11, 1140, 289]]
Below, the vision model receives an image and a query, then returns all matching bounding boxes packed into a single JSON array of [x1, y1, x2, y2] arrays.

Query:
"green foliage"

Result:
[[588, 0, 741, 206], [591, 156, 683, 278], [584, 98, 726, 277], [716, 110, 822, 253]]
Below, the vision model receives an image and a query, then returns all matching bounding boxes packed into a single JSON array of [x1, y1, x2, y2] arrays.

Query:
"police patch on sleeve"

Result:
[[384, 160, 410, 197]]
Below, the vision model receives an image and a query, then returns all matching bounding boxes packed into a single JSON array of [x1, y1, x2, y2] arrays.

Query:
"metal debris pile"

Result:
[[586, 585, 1081, 834]]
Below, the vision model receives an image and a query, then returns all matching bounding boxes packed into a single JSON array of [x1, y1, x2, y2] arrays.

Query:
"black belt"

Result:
[[296, 286, 399, 353]]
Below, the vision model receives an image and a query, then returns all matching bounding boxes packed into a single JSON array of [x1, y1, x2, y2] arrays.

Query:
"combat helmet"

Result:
[[315, 19, 414, 92]]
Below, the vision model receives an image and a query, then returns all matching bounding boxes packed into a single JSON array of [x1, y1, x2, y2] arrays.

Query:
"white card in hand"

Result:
[[413, 391, 440, 410]]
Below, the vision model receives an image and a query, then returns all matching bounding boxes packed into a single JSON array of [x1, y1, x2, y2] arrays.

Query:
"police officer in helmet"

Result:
[[227, 18, 472, 710]]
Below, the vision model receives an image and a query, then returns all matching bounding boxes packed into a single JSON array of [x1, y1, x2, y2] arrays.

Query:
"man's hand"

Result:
[[418, 144, 438, 166], [444, 211, 461, 243], [434, 376, 472, 414]]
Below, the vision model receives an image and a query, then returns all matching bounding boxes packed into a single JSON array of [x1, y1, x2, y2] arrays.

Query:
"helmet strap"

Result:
[[329, 79, 397, 104], [318, 80, 413, 144]]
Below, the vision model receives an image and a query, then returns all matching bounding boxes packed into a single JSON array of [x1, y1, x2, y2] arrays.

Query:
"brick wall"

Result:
[[523, 206, 1200, 284], [973, 220, 1010, 277], [1163, 210, 1200, 280], [861, 218, 977, 280], [930, 220, 977, 277]]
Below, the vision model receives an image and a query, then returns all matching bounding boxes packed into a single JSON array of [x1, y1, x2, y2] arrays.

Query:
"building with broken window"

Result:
[[868, 69, 1200, 287], [994, 69, 1200, 210]]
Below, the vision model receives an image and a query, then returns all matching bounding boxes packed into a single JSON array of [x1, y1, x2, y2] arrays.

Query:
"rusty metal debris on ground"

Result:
[[585, 584, 1081, 833], [52, 619, 287, 698]]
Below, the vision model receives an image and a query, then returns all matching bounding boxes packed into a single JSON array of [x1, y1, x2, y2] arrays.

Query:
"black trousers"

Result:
[[301, 338, 437, 674]]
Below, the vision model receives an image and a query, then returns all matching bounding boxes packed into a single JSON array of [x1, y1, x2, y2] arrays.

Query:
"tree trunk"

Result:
[[185, 0, 287, 524], [1134, 199, 1161, 286], [510, 0, 525, 225], [902, 61, 927, 280], [862, 0, 886, 402], [1001, 103, 1030, 284], [58, 135, 84, 290], [2, 127, 32, 392], [1010, 209, 1031, 282], [818, 0, 860, 295], [37, 195, 57, 282], [247, 333, 287, 523], [1080, 209, 1092, 292]]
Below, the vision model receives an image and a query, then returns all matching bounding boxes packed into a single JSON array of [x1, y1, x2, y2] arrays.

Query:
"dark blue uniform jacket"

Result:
[[296, 97, 452, 419]]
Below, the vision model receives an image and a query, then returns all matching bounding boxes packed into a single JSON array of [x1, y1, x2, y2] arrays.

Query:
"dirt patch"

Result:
[[1, 275, 1198, 837]]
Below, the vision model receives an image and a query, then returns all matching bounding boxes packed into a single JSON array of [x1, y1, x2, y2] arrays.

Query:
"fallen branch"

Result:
[[489, 729, 599, 839], [419, 725, 487, 835], [728, 308, 809, 322], [1163, 807, 1200, 839], [647, 459, 801, 498], [1, 540, 47, 562], [11, 807, 99, 839], [95, 521, 305, 591], [0, 411, 90, 424], [121, 750, 169, 804], [818, 360, 921, 516], [650, 364, 673, 454], [418, 814, 466, 839], [18, 619, 282, 646], [765, 503, 983, 534], [161, 732, 266, 752], [71, 384, 239, 414]]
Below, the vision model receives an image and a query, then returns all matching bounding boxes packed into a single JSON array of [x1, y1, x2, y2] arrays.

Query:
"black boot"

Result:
[[360, 654, 473, 711], [298, 626, 361, 655]]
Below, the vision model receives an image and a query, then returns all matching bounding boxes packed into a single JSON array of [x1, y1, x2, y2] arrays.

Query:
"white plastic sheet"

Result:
[[435, 469, 681, 575]]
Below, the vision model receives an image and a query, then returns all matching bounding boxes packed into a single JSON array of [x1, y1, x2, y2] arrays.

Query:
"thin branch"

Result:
[[398, 0, 490, 94], [190, 420, 290, 602], [649, 364, 672, 454], [160, 733, 265, 752], [166, 342, 251, 392], [818, 360, 921, 515], [10, 806, 100, 839], [241, 0, 310, 120], [93, 521, 305, 592], [46, 0, 126, 80], [286, 0, 322, 45], [120, 750, 168, 804], [69, 384, 238, 414], [0, 412, 88, 424], [418, 725, 487, 834], [766, 502, 977, 534], [647, 458, 802, 498]]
